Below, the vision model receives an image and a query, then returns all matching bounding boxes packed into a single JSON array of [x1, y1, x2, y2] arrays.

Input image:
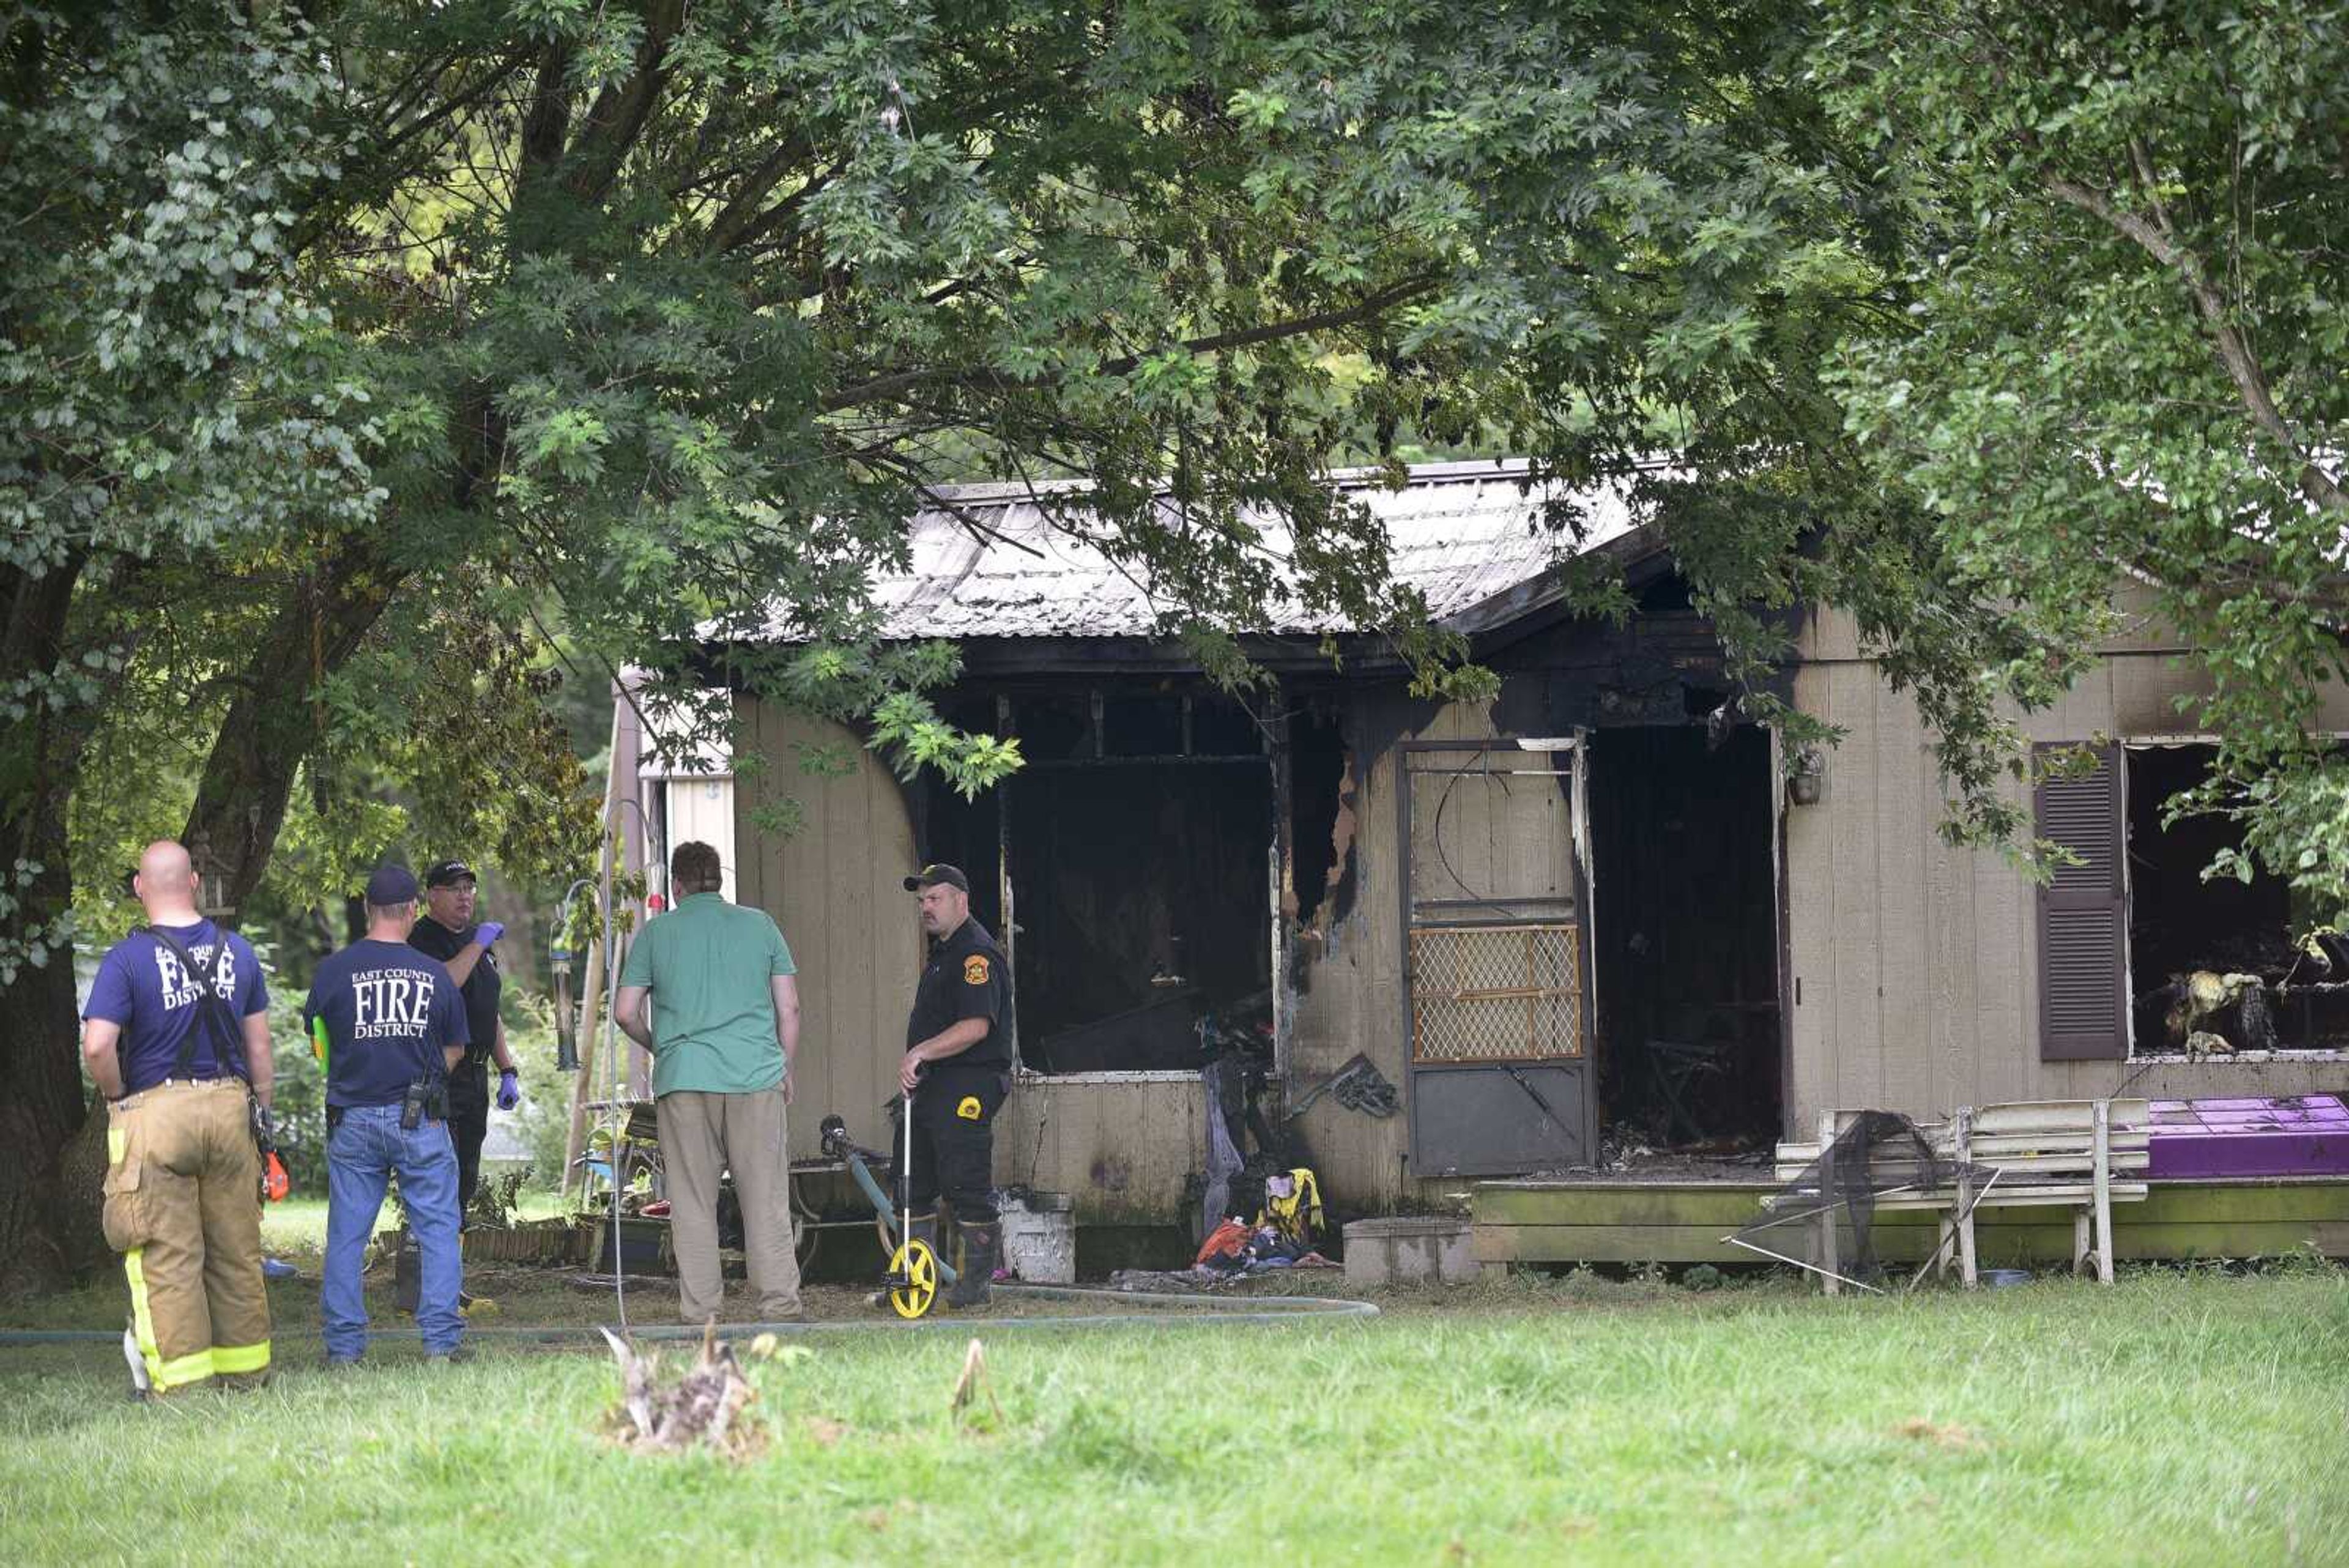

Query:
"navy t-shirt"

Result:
[[83, 921, 269, 1094], [303, 938, 469, 1109]]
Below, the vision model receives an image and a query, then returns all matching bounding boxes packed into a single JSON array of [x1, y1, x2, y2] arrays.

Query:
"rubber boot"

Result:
[[946, 1222, 998, 1310]]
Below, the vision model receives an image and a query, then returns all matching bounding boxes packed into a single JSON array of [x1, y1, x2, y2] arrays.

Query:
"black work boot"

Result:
[[946, 1222, 998, 1310]]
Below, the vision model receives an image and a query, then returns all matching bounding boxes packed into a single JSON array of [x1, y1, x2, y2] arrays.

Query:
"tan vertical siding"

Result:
[[1873, 678, 1932, 1117], [1784, 663, 1838, 1131], [1786, 605, 2349, 1131], [1828, 661, 1882, 1110], [734, 707, 921, 1140]]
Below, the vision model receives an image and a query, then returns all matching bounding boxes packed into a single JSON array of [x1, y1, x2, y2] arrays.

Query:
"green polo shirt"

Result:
[[617, 893, 795, 1096]]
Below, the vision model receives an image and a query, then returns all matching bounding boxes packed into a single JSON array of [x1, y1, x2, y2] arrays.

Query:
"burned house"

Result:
[[710, 463, 2348, 1238]]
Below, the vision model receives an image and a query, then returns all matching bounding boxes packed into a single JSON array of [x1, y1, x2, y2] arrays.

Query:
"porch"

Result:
[[1471, 1175, 2349, 1271]]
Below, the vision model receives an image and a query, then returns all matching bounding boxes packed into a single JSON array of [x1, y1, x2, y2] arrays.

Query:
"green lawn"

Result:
[[4, 1248, 2345, 1567]]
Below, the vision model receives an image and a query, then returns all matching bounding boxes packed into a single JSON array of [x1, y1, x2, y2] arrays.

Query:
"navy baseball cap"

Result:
[[365, 864, 420, 905], [904, 864, 970, 893], [424, 859, 477, 888]]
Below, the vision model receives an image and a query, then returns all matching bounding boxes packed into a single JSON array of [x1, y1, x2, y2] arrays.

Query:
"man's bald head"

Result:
[[138, 841, 191, 891], [133, 841, 199, 923]]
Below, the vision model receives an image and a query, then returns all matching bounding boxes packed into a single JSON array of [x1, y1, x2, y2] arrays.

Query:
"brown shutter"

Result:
[[2036, 743, 2128, 1061]]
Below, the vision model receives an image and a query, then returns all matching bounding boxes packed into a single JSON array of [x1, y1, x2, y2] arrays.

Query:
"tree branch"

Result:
[[819, 273, 1446, 413], [560, 0, 687, 206], [2044, 170, 2347, 515], [704, 133, 816, 255]]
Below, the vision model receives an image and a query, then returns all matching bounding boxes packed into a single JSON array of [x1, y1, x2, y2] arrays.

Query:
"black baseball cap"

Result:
[[424, 859, 477, 888], [365, 863, 420, 905], [904, 863, 970, 893]]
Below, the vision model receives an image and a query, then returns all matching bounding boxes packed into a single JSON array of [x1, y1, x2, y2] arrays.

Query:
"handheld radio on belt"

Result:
[[139, 924, 289, 1203]]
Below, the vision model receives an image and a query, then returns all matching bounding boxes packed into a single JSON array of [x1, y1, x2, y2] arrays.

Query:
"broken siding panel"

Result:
[[1286, 689, 1514, 1207]]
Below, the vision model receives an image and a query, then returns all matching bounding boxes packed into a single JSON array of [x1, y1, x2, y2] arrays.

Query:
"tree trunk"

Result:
[[0, 844, 103, 1294], [0, 554, 103, 1293], [181, 541, 405, 915]]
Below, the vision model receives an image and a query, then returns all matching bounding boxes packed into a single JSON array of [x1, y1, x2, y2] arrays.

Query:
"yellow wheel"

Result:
[[888, 1238, 939, 1319]]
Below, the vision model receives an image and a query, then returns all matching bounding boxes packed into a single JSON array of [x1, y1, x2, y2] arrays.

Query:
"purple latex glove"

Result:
[[496, 1069, 520, 1110], [472, 920, 505, 948]]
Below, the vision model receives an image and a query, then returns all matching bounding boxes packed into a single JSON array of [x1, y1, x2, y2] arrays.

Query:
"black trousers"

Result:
[[445, 1097, 488, 1230], [896, 1071, 1007, 1224]]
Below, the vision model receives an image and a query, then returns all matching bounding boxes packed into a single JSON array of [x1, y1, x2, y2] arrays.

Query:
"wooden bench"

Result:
[[1765, 1099, 2150, 1293]]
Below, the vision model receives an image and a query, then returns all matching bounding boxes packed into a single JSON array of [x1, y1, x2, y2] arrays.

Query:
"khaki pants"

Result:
[[102, 1079, 271, 1391], [655, 1088, 801, 1323]]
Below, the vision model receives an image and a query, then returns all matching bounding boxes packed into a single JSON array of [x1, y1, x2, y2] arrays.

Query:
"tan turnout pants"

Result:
[[655, 1087, 801, 1323], [102, 1078, 272, 1391]]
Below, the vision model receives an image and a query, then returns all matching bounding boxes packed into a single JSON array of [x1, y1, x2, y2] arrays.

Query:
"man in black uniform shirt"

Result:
[[407, 860, 521, 1233], [897, 864, 1014, 1309]]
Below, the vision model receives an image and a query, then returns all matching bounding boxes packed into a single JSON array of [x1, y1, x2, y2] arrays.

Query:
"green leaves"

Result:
[[1815, 0, 2349, 899]]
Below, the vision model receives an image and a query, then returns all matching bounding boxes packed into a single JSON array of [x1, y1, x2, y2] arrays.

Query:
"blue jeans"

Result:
[[323, 1104, 464, 1359]]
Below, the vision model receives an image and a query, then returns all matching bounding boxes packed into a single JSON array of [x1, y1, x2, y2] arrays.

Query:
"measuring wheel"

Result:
[[886, 1238, 939, 1319]]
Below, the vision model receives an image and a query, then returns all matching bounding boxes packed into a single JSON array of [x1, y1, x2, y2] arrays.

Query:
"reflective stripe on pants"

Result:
[[105, 1080, 272, 1392]]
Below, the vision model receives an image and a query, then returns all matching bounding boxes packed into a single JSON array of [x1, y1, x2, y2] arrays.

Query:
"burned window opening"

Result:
[[1289, 708, 1350, 931], [1588, 724, 1779, 1150], [1004, 759, 1272, 1074], [2126, 744, 2343, 1053], [1001, 686, 1266, 765], [1635, 572, 1696, 613]]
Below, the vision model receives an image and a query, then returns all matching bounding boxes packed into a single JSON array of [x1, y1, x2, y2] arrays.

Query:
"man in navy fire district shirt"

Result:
[[303, 863, 469, 1365]]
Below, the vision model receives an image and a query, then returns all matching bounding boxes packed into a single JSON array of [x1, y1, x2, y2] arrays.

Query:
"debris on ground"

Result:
[[1893, 1417, 1984, 1451], [949, 1337, 1004, 1429], [596, 1321, 765, 1459]]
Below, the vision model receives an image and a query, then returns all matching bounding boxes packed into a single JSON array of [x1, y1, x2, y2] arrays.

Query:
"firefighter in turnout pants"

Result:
[[897, 864, 1014, 1309], [81, 841, 276, 1394]]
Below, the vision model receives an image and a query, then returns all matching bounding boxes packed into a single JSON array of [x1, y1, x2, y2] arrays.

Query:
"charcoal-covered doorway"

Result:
[[1587, 724, 1781, 1148]]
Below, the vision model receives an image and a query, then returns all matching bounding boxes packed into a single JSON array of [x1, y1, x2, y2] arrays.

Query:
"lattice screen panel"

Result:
[[1409, 924, 1583, 1062]]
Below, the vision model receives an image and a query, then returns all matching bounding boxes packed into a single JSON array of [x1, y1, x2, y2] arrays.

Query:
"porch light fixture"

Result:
[[1786, 743, 1826, 806]]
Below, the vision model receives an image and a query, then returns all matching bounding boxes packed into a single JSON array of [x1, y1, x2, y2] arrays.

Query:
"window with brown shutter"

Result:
[[2036, 743, 2128, 1061]]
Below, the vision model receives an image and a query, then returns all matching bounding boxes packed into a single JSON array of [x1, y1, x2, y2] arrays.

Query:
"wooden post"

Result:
[[561, 710, 623, 1197], [2092, 1098, 2115, 1285], [1816, 1109, 1840, 1296], [1955, 1106, 1980, 1288]]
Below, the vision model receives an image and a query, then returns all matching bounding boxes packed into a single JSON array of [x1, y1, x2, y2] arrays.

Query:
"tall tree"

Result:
[[1, 5, 377, 1280], [1815, 1, 2349, 889], [7, 0, 1922, 1285]]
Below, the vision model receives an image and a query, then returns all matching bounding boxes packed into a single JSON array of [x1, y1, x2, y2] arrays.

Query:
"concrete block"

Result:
[[1000, 1192, 1076, 1284], [1343, 1216, 1477, 1286]]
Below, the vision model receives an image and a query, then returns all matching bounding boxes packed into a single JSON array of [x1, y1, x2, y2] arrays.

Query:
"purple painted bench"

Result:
[[2148, 1095, 2349, 1179]]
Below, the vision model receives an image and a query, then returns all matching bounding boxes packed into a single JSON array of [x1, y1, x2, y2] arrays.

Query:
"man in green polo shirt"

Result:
[[614, 841, 803, 1323]]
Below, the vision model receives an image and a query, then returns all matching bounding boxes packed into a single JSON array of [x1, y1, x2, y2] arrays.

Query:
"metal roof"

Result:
[[837, 460, 1644, 642]]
